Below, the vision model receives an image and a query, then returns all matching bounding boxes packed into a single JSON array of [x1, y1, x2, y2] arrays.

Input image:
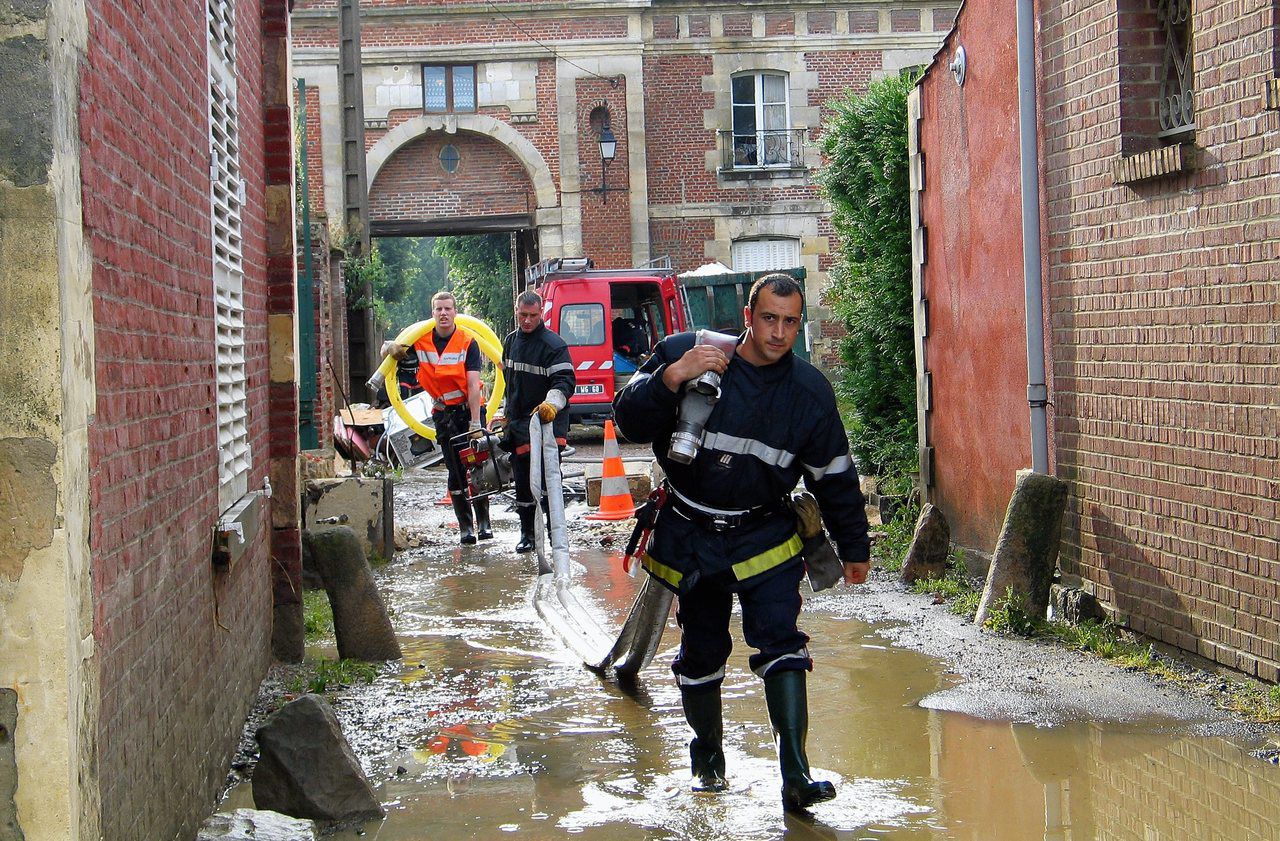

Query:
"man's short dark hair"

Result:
[[516, 290, 543, 309], [747, 273, 805, 310]]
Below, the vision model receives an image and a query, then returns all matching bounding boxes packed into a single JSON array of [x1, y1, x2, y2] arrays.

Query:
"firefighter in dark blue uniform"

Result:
[[613, 273, 871, 811], [492, 290, 576, 553]]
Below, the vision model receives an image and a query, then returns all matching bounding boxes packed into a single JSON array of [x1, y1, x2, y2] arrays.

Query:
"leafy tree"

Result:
[[433, 234, 515, 337], [377, 236, 449, 333], [818, 73, 917, 481]]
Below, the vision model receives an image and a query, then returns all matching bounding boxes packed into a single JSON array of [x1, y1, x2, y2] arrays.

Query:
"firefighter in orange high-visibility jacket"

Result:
[[391, 290, 492, 545]]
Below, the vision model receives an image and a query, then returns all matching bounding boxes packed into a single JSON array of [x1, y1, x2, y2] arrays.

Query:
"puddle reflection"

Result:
[[230, 480, 1280, 840]]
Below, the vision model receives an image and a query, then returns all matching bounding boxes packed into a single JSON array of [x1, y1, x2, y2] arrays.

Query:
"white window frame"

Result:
[[731, 237, 801, 273], [730, 71, 793, 169], [208, 0, 250, 511]]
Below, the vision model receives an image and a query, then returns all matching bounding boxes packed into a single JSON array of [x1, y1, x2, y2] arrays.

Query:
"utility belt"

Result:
[[667, 486, 789, 533]]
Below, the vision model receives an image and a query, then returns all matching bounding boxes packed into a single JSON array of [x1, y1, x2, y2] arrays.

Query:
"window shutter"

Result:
[[208, 0, 250, 508], [732, 238, 801, 272]]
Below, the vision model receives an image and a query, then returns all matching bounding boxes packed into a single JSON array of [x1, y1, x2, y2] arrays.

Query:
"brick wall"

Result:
[[650, 218, 715, 274], [292, 16, 629, 49], [1040, 0, 1280, 680], [577, 77, 631, 268], [642, 54, 717, 207], [299, 84, 324, 214], [368, 131, 535, 221], [81, 0, 275, 838], [806, 50, 882, 137]]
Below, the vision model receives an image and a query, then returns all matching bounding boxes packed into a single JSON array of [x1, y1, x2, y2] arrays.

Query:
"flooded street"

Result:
[[226, 456, 1280, 840]]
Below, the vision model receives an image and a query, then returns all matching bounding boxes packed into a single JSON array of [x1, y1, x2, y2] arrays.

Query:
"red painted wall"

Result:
[[81, 0, 275, 837], [916, 5, 1032, 554]]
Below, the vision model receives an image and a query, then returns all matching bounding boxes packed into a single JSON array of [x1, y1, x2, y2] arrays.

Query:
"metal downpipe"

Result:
[[1017, 0, 1050, 473]]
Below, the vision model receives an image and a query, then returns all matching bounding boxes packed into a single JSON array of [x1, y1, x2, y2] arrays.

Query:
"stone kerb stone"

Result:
[[302, 525, 402, 662], [975, 470, 1069, 627], [900, 503, 950, 584]]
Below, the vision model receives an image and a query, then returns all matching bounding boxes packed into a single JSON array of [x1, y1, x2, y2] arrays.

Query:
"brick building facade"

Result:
[[291, 0, 955, 367], [914, 0, 1279, 681], [0, 1, 298, 839]]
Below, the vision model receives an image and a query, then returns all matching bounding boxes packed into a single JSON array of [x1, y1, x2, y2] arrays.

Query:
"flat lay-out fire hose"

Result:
[[528, 417, 672, 677]]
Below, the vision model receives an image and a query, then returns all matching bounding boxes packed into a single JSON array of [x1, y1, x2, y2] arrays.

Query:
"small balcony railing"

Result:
[[717, 128, 809, 173]]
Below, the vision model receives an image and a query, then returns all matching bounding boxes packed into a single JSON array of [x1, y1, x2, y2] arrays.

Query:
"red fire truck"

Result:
[[526, 257, 690, 424]]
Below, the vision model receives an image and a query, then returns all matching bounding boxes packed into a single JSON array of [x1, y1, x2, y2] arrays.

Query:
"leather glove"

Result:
[[791, 492, 824, 539], [534, 402, 557, 423], [489, 414, 507, 432], [379, 341, 409, 361], [468, 421, 485, 439]]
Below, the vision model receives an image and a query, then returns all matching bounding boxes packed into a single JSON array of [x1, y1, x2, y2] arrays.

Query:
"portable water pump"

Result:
[[452, 429, 514, 501]]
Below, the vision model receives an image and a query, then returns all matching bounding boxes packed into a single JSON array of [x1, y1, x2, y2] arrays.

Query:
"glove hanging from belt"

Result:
[[791, 491, 843, 592]]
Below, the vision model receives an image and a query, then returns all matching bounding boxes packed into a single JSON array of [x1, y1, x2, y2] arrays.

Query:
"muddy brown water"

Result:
[[224, 471, 1280, 840]]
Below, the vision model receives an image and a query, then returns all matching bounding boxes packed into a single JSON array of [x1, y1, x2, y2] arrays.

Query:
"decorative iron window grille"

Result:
[[1156, 0, 1194, 138], [717, 129, 808, 172]]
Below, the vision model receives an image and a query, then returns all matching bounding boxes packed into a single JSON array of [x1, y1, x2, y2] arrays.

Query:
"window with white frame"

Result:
[[731, 72, 793, 167], [732, 237, 801, 272], [208, 0, 250, 510]]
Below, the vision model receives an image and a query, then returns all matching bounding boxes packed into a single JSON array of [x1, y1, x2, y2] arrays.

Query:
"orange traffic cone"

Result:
[[586, 420, 636, 521]]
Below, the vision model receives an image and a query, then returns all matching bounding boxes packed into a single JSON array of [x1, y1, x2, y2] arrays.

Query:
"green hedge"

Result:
[[818, 73, 918, 481]]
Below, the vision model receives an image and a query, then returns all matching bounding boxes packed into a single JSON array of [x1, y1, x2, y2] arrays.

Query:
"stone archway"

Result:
[[367, 114, 558, 212]]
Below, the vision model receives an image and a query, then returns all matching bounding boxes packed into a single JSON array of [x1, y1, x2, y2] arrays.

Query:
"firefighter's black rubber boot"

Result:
[[764, 670, 836, 811], [681, 687, 728, 793], [473, 497, 493, 540], [515, 506, 535, 553], [453, 494, 476, 545]]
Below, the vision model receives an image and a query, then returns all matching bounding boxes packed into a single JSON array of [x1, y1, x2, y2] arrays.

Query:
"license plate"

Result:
[[575, 384, 604, 395]]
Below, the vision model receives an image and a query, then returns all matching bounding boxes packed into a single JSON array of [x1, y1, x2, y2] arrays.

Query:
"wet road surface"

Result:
[[227, 456, 1280, 840]]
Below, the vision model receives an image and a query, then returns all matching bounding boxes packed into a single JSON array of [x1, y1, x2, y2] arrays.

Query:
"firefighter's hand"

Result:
[[843, 561, 870, 586], [662, 344, 728, 392], [468, 421, 485, 439], [380, 341, 409, 361], [534, 402, 557, 423], [488, 414, 507, 432]]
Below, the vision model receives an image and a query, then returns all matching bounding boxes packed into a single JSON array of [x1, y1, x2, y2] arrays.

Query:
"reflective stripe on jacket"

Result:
[[415, 329, 473, 406]]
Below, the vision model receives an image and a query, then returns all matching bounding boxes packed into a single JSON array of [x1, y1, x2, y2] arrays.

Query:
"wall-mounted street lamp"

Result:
[[591, 111, 618, 203]]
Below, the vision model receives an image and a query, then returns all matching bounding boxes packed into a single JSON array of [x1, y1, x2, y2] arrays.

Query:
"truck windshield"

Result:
[[558, 303, 605, 346]]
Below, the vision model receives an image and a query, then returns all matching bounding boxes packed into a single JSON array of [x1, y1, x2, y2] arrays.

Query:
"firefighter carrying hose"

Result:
[[613, 273, 871, 811], [491, 290, 575, 555], [384, 290, 492, 544]]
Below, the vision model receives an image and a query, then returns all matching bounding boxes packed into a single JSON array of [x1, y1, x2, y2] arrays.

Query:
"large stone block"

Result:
[[253, 695, 383, 822], [303, 477, 393, 560], [586, 473, 651, 507], [900, 503, 950, 585]]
